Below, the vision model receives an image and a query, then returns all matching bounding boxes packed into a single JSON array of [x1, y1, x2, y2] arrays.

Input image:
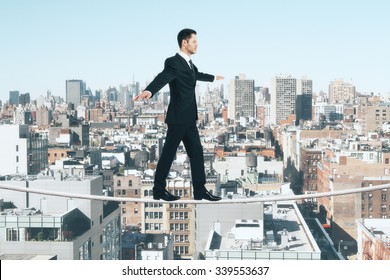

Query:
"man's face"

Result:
[[183, 34, 198, 55]]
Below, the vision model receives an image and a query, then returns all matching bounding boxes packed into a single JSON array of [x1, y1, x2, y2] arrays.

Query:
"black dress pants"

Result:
[[154, 122, 205, 191]]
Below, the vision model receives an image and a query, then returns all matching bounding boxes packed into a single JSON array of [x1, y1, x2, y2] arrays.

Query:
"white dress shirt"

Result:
[[178, 51, 192, 68]]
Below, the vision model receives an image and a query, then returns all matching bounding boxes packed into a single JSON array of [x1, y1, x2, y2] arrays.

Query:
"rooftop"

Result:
[[220, 203, 315, 252], [358, 219, 390, 244], [0, 254, 57, 260], [200, 202, 321, 260]]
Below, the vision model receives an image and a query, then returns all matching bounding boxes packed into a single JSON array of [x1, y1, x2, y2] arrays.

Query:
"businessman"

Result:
[[133, 28, 223, 201]]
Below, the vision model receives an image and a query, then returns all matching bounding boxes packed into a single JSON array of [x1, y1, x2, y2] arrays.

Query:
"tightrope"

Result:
[[0, 183, 388, 204]]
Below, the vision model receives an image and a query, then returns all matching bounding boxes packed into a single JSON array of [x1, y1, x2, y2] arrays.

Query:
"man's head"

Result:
[[177, 28, 197, 55]]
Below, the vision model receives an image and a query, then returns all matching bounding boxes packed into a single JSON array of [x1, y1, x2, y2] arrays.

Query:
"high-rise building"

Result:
[[19, 93, 30, 106], [66, 80, 85, 107], [329, 79, 356, 104], [296, 78, 313, 125], [228, 74, 255, 120], [271, 75, 297, 125], [9, 91, 19, 106], [36, 107, 53, 126], [107, 87, 118, 102], [0, 124, 48, 175]]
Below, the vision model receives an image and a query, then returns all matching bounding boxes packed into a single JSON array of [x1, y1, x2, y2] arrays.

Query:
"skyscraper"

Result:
[[228, 74, 255, 120], [9, 91, 19, 106], [296, 78, 313, 125], [66, 80, 85, 107], [271, 75, 297, 125], [19, 93, 30, 106]]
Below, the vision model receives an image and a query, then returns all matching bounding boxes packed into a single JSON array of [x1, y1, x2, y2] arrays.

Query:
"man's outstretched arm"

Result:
[[197, 71, 224, 82], [133, 58, 177, 101]]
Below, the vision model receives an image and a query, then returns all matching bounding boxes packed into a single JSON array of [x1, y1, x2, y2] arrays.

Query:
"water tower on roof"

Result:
[[246, 152, 258, 184], [246, 152, 257, 168]]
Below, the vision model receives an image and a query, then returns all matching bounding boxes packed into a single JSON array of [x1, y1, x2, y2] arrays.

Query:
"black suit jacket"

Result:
[[145, 53, 214, 124]]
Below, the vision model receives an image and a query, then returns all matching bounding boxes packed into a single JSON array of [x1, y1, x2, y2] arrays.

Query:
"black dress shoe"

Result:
[[153, 188, 180, 201], [194, 190, 221, 201]]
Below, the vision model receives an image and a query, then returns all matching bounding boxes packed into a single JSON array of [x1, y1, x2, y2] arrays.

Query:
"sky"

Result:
[[1, 0, 390, 100]]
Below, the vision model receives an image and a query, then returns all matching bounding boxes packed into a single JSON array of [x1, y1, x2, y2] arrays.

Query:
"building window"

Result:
[[16, 145, 19, 152], [134, 208, 138, 214], [128, 180, 132, 187], [78, 239, 91, 260], [117, 180, 121, 187], [6, 228, 19, 241]]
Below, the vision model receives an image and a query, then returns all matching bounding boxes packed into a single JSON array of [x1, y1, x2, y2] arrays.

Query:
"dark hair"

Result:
[[177, 28, 197, 48]]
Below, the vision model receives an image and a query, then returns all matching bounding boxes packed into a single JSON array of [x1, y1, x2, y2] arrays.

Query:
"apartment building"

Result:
[[113, 171, 142, 228], [139, 176, 218, 259], [300, 147, 322, 193], [361, 103, 390, 135], [356, 218, 390, 260], [228, 74, 255, 120], [328, 79, 355, 104], [0, 174, 121, 260], [317, 156, 390, 242]]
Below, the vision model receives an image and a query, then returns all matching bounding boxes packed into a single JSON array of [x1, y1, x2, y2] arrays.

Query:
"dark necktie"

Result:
[[189, 59, 195, 77]]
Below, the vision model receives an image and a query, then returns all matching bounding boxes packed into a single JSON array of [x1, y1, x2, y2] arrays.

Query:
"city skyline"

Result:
[[1, 0, 390, 100]]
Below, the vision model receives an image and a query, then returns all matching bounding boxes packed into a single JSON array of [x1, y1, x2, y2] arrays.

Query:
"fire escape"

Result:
[[362, 240, 373, 260]]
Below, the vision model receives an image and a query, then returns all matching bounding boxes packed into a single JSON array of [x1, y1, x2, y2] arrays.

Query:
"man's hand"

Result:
[[133, 91, 152, 101], [215, 76, 224, 80]]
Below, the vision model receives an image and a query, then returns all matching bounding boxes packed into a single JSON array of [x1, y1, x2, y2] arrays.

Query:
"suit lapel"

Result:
[[176, 53, 196, 83]]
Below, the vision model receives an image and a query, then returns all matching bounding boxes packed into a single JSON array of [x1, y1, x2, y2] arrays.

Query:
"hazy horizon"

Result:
[[1, 0, 390, 100]]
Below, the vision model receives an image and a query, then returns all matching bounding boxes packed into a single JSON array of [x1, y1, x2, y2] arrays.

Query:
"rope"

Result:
[[0, 183, 388, 205]]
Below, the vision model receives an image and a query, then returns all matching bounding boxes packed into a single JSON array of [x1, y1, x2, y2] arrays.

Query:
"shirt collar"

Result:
[[178, 51, 192, 63]]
